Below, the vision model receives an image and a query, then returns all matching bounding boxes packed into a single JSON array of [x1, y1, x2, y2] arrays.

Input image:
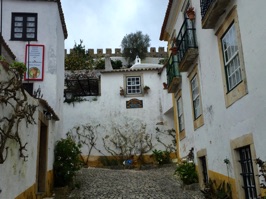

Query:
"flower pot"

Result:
[[170, 47, 178, 55], [186, 7, 195, 20], [163, 82, 168, 89]]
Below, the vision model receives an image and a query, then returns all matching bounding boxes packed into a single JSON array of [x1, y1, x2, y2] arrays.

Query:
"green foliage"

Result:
[[94, 58, 123, 70], [54, 136, 82, 187], [112, 59, 123, 69], [175, 161, 198, 185], [152, 149, 170, 165], [65, 40, 94, 70], [94, 58, 105, 70], [121, 31, 150, 65], [203, 179, 232, 199], [11, 61, 27, 73]]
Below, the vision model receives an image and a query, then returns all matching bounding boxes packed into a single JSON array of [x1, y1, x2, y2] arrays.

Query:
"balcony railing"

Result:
[[166, 54, 181, 93], [200, 0, 230, 29], [175, 18, 198, 72]]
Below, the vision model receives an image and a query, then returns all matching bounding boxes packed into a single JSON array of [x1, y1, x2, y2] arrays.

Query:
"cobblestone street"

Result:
[[68, 165, 205, 199]]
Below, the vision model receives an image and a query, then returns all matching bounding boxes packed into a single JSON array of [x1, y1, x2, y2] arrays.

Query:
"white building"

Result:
[[63, 56, 175, 166], [160, 0, 266, 198], [0, 0, 67, 198]]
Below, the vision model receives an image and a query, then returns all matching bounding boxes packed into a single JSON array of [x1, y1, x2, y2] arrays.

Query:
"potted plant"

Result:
[[186, 7, 195, 20], [143, 86, 150, 94], [120, 87, 124, 96], [53, 136, 82, 196], [163, 82, 168, 89], [170, 46, 178, 55]]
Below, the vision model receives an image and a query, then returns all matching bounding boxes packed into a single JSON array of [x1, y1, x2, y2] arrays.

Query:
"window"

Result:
[[126, 76, 141, 95], [191, 75, 201, 119], [221, 23, 242, 91], [216, 7, 247, 107], [188, 65, 204, 130], [238, 146, 257, 199], [177, 97, 184, 132], [11, 13, 37, 41]]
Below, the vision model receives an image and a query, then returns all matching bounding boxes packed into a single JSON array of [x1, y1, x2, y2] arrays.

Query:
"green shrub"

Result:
[[54, 137, 82, 187], [175, 161, 198, 185], [203, 179, 232, 199], [11, 61, 27, 73], [152, 149, 171, 165]]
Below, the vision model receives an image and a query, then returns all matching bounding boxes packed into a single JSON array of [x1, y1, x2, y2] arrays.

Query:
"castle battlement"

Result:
[[65, 47, 168, 58]]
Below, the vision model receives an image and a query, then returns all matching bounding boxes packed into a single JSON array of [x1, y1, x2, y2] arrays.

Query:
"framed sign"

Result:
[[24, 44, 45, 81], [126, 98, 143, 109]]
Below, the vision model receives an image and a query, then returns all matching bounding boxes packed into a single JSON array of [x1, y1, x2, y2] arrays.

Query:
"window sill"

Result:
[[194, 114, 204, 130], [225, 81, 248, 108]]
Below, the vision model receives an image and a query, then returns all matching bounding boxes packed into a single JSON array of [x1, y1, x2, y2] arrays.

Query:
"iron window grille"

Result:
[[64, 76, 99, 97], [175, 18, 197, 65], [238, 146, 257, 199], [221, 23, 242, 92], [200, 0, 214, 19], [191, 75, 201, 120], [126, 76, 141, 95], [11, 13, 37, 41]]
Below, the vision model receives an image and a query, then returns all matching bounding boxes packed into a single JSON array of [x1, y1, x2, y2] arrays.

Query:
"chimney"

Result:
[[105, 54, 113, 71]]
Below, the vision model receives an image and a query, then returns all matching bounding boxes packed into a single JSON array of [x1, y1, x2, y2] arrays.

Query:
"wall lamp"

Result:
[[43, 110, 52, 120]]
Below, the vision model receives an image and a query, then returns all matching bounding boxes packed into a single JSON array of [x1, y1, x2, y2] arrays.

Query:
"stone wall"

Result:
[[66, 47, 168, 58]]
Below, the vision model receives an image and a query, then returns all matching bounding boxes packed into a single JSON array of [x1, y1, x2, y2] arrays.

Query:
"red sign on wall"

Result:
[[24, 44, 45, 81]]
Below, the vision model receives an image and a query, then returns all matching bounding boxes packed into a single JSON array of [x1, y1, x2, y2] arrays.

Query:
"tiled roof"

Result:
[[56, 0, 68, 39], [160, 0, 173, 41], [101, 67, 162, 74], [0, 35, 16, 60], [39, 98, 60, 121]]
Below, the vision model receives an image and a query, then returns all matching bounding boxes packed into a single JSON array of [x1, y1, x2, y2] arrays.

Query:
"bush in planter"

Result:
[[54, 136, 82, 187], [152, 149, 171, 165], [175, 161, 198, 185]]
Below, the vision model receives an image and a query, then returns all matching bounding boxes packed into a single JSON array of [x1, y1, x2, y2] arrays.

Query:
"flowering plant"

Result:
[[53, 136, 82, 187]]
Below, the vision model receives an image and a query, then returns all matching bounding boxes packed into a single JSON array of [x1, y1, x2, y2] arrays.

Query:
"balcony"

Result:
[[175, 18, 198, 72], [200, 0, 230, 29], [166, 54, 181, 93]]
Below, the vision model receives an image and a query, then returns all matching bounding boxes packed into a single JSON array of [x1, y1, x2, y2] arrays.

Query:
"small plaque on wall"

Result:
[[126, 98, 143, 109]]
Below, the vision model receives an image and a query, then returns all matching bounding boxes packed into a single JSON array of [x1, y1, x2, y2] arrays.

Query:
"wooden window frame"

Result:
[[216, 7, 247, 108], [11, 13, 38, 41], [176, 90, 186, 140], [188, 65, 204, 130]]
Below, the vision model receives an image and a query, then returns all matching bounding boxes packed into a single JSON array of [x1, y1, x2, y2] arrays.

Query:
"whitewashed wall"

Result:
[[63, 68, 175, 157], [0, 64, 37, 199], [2, 0, 65, 170], [173, 0, 266, 178]]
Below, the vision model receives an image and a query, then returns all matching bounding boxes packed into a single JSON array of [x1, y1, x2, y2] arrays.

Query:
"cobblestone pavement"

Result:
[[68, 165, 205, 199]]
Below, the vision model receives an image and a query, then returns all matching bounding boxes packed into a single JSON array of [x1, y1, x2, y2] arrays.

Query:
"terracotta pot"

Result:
[[186, 7, 195, 20], [170, 47, 178, 55], [163, 82, 168, 89]]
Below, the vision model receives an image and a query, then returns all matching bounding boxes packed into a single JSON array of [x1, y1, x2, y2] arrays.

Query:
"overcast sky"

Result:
[[61, 0, 168, 53]]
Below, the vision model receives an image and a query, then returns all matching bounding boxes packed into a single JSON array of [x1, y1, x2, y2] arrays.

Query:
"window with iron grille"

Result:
[[221, 23, 242, 91], [199, 156, 208, 185], [238, 146, 257, 199], [191, 74, 201, 119], [177, 97, 185, 132], [126, 76, 141, 95], [11, 13, 37, 41]]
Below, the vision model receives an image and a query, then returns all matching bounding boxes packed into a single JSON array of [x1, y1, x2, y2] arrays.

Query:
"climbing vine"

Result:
[[0, 61, 37, 164]]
